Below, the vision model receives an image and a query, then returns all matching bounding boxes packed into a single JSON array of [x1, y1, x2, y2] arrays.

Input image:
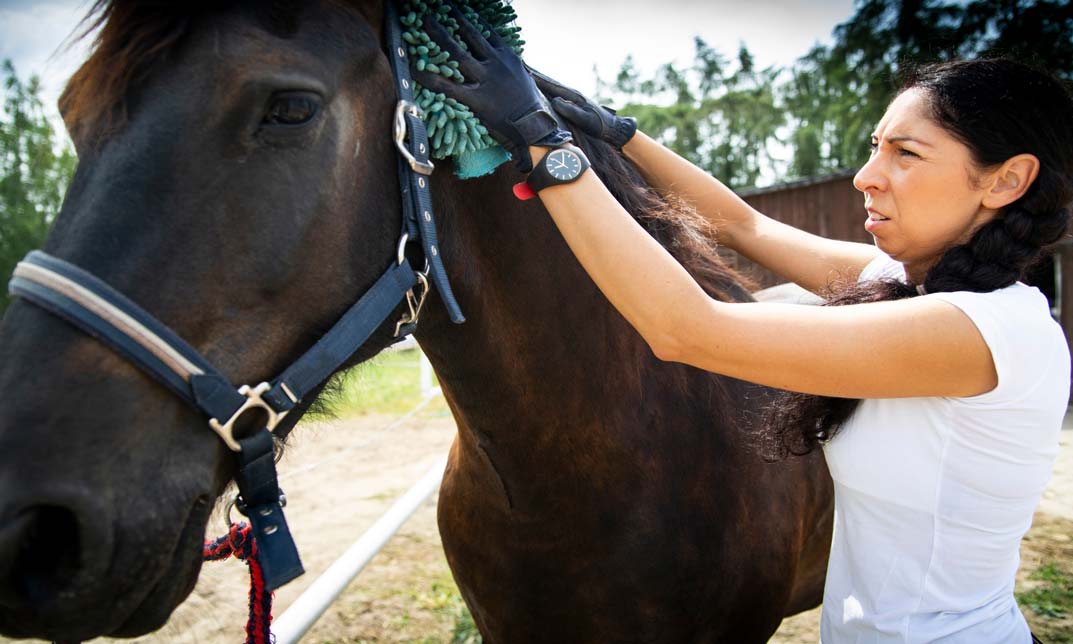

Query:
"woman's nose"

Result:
[[853, 153, 886, 194]]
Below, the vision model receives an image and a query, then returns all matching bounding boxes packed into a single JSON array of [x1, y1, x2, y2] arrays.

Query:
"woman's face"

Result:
[[853, 88, 998, 281]]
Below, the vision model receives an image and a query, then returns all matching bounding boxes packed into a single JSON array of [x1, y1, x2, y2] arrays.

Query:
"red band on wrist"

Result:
[[512, 181, 538, 201]]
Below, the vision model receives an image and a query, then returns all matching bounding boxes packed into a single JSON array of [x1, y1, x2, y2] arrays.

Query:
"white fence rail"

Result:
[[271, 454, 448, 644], [271, 345, 445, 643]]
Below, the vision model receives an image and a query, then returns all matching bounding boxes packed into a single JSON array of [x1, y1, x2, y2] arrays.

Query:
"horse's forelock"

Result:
[[59, 1, 193, 145]]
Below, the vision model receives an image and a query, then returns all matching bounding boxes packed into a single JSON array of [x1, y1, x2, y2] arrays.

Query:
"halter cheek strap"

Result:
[[8, 250, 422, 590]]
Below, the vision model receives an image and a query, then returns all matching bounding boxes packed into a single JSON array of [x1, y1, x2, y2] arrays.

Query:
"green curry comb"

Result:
[[399, 0, 524, 177]]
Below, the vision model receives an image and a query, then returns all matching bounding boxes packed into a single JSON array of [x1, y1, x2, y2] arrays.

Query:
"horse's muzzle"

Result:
[[0, 486, 118, 639]]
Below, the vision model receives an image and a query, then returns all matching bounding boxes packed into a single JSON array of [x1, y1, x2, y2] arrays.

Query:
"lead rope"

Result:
[[203, 523, 273, 644]]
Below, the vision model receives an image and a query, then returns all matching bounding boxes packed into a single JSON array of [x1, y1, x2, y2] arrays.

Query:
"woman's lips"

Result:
[[864, 207, 889, 233]]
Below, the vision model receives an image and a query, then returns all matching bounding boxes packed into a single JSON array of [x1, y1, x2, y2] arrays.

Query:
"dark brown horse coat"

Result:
[[0, 2, 833, 642], [422, 145, 833, 642]]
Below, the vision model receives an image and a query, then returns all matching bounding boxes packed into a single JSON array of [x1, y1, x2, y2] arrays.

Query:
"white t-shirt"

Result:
[[820, 253, 1069, 643]]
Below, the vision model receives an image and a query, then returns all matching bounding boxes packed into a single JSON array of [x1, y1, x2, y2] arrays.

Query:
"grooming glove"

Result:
[[530, 68, 638, 150], [412, 5, 571, 173]]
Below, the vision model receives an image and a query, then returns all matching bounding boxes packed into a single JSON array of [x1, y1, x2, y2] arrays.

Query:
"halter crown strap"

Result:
[[385, 0, 465, 324]]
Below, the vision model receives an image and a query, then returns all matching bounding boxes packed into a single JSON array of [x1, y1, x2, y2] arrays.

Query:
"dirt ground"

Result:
[[8, 403, 1069, 644]]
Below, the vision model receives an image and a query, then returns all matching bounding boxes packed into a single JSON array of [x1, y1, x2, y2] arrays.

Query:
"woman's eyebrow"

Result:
[[882, 134, 934, 147]]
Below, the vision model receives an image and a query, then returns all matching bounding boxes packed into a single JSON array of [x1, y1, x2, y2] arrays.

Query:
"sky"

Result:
[[0, 0, 856, 122]]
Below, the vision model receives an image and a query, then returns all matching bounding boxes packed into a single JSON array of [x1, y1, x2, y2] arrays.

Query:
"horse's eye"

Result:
[[263, 92, 320, 126]]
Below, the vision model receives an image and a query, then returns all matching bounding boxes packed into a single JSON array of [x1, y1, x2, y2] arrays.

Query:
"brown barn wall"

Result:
[[733, 171, 863, 289]]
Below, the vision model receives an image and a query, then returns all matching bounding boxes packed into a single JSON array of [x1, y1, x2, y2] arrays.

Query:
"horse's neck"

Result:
[[416, 167, 641, 422], [410, 164, 776, 515], [415, 166, 739, 454]]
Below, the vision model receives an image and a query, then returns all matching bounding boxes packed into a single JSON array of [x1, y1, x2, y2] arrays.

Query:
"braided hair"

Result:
[[767, 58, 1073, 458]]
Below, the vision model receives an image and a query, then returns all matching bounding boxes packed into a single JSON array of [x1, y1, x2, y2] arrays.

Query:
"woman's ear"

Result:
[[982, 153, 1040, 209]]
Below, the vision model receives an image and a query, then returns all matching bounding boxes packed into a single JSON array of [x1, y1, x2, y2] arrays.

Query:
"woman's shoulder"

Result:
[[930, 281, 1057, 332], [928, 283, 1069, 405]]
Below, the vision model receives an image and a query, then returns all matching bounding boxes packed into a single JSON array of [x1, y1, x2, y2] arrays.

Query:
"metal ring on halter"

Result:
[[227, 493, 287, 525], [393, 100, 435, 176], [397, 233, 410, 266], [397, 234, 432, 274], [226, 496, 241, 525]]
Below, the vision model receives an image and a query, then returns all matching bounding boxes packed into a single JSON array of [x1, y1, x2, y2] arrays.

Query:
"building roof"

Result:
[[736, 168, 858, 198]]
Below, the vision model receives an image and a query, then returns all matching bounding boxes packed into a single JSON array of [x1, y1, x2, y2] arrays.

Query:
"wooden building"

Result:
[[732, 170, 1071, 363]]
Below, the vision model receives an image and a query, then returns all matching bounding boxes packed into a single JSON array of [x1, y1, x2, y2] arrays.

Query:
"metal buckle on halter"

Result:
[[395, 233, 431, 337], [395, 270, 430, 337], [394, 100, 435, 176], [208, 382, 289, 452]]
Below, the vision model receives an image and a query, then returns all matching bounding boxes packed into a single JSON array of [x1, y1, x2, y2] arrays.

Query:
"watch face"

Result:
[[545, 149, 583, 181]]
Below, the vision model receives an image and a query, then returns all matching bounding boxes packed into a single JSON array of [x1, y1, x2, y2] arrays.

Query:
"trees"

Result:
[[0, 59, 76, 316], [783, 0, 1073, 175], [600, 0, 1073, 187], [599, 39, 783, 190]]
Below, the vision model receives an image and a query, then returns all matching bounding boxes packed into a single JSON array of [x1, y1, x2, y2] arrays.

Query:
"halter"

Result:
[[6, 0, 463, 592]]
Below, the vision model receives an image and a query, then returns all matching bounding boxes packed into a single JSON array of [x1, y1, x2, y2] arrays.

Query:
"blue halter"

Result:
[[6, 0, 463, 592]]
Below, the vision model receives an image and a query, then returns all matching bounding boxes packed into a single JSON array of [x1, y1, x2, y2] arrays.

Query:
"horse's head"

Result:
[[0, 1, 410, 638]]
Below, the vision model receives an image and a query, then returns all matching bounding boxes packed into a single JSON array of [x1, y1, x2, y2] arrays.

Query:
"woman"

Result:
[[415, 8, 1072, 643]]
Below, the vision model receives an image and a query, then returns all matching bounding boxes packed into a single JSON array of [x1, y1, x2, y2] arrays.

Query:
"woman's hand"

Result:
[[529, 68, 638, 150], [413, 5, 571, 171]]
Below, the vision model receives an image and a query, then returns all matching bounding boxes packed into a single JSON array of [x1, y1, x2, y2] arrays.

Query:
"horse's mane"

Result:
[[573, 132, 754, 303]]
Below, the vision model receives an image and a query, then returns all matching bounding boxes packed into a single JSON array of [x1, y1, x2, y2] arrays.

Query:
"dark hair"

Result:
[[767, 58, 1073, 458]]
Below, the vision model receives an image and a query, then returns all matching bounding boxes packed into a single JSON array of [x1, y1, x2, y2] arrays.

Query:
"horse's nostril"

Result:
[[0, 505, 81, 605]]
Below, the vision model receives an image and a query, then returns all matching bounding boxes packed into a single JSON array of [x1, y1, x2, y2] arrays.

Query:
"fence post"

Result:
[[420, 350, 438, 398], [1058, 240, 1073, 404]]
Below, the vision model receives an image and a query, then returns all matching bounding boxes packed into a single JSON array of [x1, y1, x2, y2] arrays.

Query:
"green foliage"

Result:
[[782, 0, 1073, 174], [1019, 561, 1073, 619], [325, 348, 446, 417], [599, 0, 1073, 188], [0, 59, 76, 315], [607, 38, 784, 190], [422, 579, 481, 644]]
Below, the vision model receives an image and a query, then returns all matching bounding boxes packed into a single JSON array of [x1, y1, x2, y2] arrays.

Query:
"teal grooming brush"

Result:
[[399, 0, 525, 178]]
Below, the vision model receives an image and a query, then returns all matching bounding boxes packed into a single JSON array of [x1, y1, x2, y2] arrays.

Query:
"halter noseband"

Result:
[[5, 1, 462, 592]]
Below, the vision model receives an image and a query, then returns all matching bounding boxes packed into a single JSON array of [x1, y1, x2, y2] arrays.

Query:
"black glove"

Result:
[[530, 68, 638, 150], [412, 6, 571, 172]]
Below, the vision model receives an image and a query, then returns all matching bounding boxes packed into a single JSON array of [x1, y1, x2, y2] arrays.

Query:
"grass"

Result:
[[1018, 559, 1073, 643], [325, 347, 447, 417], [325, 572, 481, 644], [421, 577, 481, 644], [1020, 562, 1073, 618]]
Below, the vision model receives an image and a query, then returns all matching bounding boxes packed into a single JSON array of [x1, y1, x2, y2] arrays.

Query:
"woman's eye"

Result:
[[263, 92, 320, 126], [898, 147, 920, 158]]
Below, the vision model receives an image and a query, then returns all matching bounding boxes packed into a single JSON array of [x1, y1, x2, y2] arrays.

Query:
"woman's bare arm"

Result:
[[532, 145, 996, 399], [623, 132, 882, 294]]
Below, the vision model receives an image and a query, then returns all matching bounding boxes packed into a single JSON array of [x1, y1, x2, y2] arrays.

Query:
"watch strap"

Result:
[[521, 144, 590, 199]]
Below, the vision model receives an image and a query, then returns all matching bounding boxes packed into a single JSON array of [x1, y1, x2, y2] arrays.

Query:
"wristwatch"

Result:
[[512, 144, 591, 201]]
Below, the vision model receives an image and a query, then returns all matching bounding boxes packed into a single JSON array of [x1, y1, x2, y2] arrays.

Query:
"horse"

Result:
[[0, 1, 834, 641]]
